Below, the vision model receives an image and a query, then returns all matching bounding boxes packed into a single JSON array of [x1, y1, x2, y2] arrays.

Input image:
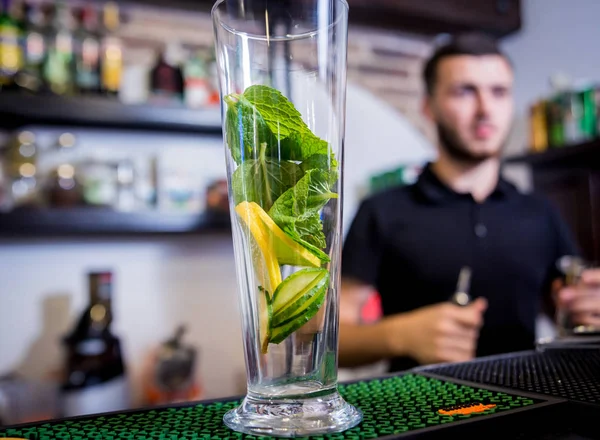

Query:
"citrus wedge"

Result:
[[235, 202, 281, 353], [248, 201, 322, 268]]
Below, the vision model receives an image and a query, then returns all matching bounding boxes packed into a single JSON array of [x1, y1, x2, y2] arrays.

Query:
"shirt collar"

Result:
[[415, 162, 516, 203]]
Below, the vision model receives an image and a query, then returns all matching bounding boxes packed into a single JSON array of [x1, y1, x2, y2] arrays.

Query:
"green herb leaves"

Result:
[[225, 85, 331, 164], [225, 99, 274, 165], [241, 85, 308, 139], [225, 84, 338, 259], [300, 154, 339, 187], [268, 170, 337, 260], [231, 144, 303, 211]]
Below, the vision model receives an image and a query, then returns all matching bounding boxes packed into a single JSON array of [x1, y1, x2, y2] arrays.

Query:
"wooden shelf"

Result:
[[0, 208, 231, 237], [347, 0, 521, 37], [135, 0, 521, 38], [0, 92, 223, 135], [0, 93, 228, 237], [503, 139, 600, 170]]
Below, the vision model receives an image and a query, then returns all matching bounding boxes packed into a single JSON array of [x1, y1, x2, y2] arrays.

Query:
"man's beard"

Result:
[[436, 119, 504, 164]]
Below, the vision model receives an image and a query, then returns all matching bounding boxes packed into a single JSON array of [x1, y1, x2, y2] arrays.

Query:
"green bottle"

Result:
[[0, 0, 24, 88], [580, 87, 597, 140], [43, 0, 74, 95]]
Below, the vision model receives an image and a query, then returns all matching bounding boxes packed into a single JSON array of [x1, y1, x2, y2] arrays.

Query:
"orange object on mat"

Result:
[[438, 403, 496, 416]]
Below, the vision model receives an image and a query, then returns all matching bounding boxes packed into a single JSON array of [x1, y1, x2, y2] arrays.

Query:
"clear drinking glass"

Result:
[[556, 256, 600, 336], [538, 255, 600, 351], [212, 0, 362, 436]]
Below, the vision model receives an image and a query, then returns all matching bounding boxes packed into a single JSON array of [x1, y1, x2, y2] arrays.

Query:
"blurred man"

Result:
[[339, 33, 600, 372]]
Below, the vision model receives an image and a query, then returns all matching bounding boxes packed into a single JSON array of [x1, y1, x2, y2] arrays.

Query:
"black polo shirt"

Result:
[[342, 163, 579, 372]]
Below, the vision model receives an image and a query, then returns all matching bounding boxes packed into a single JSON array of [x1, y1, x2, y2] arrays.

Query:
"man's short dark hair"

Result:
[[423, 32, 512, 95]]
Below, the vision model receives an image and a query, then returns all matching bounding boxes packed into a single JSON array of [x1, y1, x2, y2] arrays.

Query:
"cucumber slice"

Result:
[[271, 271, 329, 328], [270, 287, 327, 344], [271, 268, 327, 314], [258, 287, 272, 354]]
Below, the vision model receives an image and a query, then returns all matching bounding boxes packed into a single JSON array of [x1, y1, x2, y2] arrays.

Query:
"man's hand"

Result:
[[384, 298, 488, 365], [557, 268, 600, 328]]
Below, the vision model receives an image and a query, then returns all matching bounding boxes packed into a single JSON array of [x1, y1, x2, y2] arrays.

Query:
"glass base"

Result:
[[223, 389, 363, 437]]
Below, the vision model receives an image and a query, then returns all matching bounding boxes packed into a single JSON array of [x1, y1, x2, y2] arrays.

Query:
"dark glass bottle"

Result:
[[15, 1, 47, 93], [149, 43, 184, 106], [73, 3, 100, 94], [61, 271, 130, 418]]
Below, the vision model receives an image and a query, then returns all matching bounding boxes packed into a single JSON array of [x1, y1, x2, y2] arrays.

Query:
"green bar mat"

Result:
[[0, 373, 542, 440]]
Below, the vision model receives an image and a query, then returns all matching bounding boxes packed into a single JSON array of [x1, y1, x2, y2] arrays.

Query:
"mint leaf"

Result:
[[271, 169, 337, 217], [275, 211, 327, 250], [300, 154, 339, 187], [224, 85, 335, 163], [241, 85, 307, 139], [300, 153, 338, 173], [231, 150, 303, 210], [276, 131, 330, 161], [268, 169, 337, 254], [270, 210, 330, 263], [225, 98, 276, 165]]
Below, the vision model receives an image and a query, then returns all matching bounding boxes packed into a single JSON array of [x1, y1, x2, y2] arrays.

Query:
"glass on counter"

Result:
[[213, 0, 361, 436]]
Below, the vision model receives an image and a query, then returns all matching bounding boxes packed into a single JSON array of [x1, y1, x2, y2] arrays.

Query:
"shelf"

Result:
[[503, 139, 600, 170], [132, 0, 521, 38], [0, 208, 231, 237], [0, 92, 223, 135]]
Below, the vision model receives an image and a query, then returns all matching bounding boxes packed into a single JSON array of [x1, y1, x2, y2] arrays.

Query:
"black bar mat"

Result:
[[420, 348, 600, 405]]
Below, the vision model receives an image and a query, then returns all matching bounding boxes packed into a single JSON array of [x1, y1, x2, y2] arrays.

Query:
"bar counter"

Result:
[[2, 347, 599, 439]]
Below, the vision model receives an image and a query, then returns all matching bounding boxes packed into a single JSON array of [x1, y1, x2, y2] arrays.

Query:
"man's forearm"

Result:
[[338, 318, 408, 368]]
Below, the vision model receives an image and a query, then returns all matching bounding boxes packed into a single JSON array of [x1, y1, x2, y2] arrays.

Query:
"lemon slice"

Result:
[[248, 202, 322, 267], [235, 202, 281, 353]]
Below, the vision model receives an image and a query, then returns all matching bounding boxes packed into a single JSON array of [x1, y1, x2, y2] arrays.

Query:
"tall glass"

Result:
[[212, 0, 361, 436]]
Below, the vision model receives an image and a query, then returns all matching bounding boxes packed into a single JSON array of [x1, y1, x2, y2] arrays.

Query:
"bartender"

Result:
[[339, 32, 600, 372]]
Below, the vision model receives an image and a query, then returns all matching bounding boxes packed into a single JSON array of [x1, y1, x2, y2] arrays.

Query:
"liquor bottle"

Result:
[[0, 0, 24, 88], [43, 0, 74, 95], [579, 86, 598, 140], [61, 271, 130, 418], [14, 1, 46, 92], [562, 90, 585, 145], [99, 1, 121, 96], [529, 100, 548, 153], [149, 42, 184, 105], [73, 3, 100, 94], [546, 95, 565, 148], [183, 50, 211, 108], [5, 130, 39, 207]]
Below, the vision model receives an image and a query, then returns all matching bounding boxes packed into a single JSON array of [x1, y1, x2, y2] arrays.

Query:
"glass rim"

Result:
[[211, 0, 349, 42]]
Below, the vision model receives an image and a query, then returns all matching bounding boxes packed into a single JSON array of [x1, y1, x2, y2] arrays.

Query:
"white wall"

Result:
[[343, 83, 435, 236], [502, 0, 600, 115], [0, 235, 245, 403]]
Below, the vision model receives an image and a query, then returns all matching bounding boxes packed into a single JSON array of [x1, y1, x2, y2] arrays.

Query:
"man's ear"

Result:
[[422, 95, 434, 122]]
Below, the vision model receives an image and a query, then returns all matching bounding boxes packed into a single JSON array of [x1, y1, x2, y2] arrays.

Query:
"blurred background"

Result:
[[1, 0, 599, 426]]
